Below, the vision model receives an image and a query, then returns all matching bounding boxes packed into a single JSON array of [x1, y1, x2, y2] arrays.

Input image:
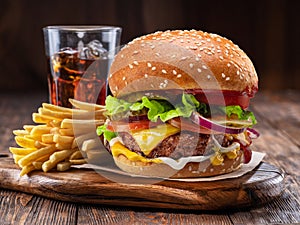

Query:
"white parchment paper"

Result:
[[73, 151, 266, 182]]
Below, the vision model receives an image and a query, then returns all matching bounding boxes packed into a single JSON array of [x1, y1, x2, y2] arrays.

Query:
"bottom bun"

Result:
[[113, 151, 244, 178]]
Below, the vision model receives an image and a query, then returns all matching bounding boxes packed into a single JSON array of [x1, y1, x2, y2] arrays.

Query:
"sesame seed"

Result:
[[219, 56, 224, 60], [227, 63, 231, 67], [207, 38, 211, 42], [202, 65, 208, 70], [109, 73, 113, 78], [195, 57, 200, 61], [164, 79, 168, 84], [177, 74, 182, 78], [122, 76, 126, 81], [222, 73, 226, 78], [237, 70, 240, 75], [128, 64, 133, 69], [147, 62, 152, 67], [180, 56, 187, 61], [125, 81, 128, 86], [189, 63, 194, 69], [197, 68, 202, 73], [217, 49, 222, 53], [197, 54, 202, 58], [144, 74, 148, 78], [133, 61, 139, 65], [155, 53, 160, 57], [189, 46, 197, 50], [172, 70, 177, 75], [152, 67, 156, 71], [226, 77, 230, 81], [120, 54, 124, 58], [207, 75, 211, 80], [162, 69, 167, 74], [216, 38, 221, 42], [133, 50, 139, 55]]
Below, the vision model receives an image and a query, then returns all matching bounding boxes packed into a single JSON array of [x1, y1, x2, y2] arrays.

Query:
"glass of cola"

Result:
[[43, 26, 122, 107]]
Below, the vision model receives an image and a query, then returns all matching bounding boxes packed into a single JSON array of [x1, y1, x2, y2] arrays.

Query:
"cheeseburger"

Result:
[[97, 30, 259, 178]]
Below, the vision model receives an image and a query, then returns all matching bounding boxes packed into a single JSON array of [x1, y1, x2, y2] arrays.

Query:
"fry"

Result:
[[55, 143, 72, 150], [30, 125, 52, 136], [15, 136, 36, 148], [13, 130, 29, 136], [41, 134, 54, 144], [42, 149, 75, 172], [69, 98, 105, 111], [59, 128, 74, 136], [57, 162, 71, 171], [39, 107, 73, 119], [18, 145, 56, 168], [9, 147, 37, 155], [20, 164, 36, 177], [82, 138, 99, 151], [70, 150, 83, 160], [53, 134, 74, 145], [32, 113, 55, 123], [69, 159, 87, 165]]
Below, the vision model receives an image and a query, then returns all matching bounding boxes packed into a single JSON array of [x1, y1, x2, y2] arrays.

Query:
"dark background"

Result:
[[0, 0, 299, 94]]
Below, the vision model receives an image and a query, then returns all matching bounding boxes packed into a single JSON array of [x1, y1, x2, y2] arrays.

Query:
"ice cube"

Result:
[[86, 40, 108, 59]]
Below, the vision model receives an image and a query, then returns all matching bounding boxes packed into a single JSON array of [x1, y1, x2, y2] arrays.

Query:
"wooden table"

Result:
[[0, 90, 299, 224]]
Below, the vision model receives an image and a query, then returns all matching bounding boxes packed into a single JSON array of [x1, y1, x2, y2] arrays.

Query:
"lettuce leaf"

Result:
[[222, 105, 257, 125], [128, 94, 205, 122], [105, 95, 131, 116], [96, 125, 116, 141]]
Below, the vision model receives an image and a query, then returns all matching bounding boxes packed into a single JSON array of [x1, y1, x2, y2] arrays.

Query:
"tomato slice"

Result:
[[106, 120, 162, 132], [167, 117, 221, 134], [193, 92, 250, 109], [184, 89, 253, 109]]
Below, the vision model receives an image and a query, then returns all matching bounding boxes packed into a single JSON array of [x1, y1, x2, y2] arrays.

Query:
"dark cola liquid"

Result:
[[47, 48, 107, 108]]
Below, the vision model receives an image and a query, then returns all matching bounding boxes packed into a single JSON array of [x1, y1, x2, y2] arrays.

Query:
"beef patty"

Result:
[[118, 131, 230, 159]]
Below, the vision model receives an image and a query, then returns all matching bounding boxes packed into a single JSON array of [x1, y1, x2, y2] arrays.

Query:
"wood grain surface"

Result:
[[0, 90, 300, 224], [0, 157, 284, 210]]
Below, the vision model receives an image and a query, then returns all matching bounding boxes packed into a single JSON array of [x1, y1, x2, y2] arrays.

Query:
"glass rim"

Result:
[[43, 25, 122, 32]]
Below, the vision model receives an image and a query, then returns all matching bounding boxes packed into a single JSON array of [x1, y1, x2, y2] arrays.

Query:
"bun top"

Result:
[[109, 30, 258, 98]]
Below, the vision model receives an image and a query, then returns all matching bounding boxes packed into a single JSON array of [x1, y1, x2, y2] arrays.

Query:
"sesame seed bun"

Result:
[[109, 30, 258, 98], [113, 150, 244, 178]]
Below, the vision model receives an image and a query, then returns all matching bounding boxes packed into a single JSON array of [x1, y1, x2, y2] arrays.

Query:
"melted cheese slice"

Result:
[[111, 142, 162, 163], [130, 124, 180, 156]]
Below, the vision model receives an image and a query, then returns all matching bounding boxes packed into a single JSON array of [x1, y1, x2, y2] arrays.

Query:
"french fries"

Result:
[[9, 99, 106, 176]]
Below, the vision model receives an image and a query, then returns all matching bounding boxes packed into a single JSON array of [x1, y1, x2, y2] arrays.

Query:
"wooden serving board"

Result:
[[0, 157, 284, 210]]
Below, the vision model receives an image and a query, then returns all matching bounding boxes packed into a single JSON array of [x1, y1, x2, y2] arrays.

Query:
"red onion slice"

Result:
[[191, 112, 246, 134], [247, 128, 260, 139]]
